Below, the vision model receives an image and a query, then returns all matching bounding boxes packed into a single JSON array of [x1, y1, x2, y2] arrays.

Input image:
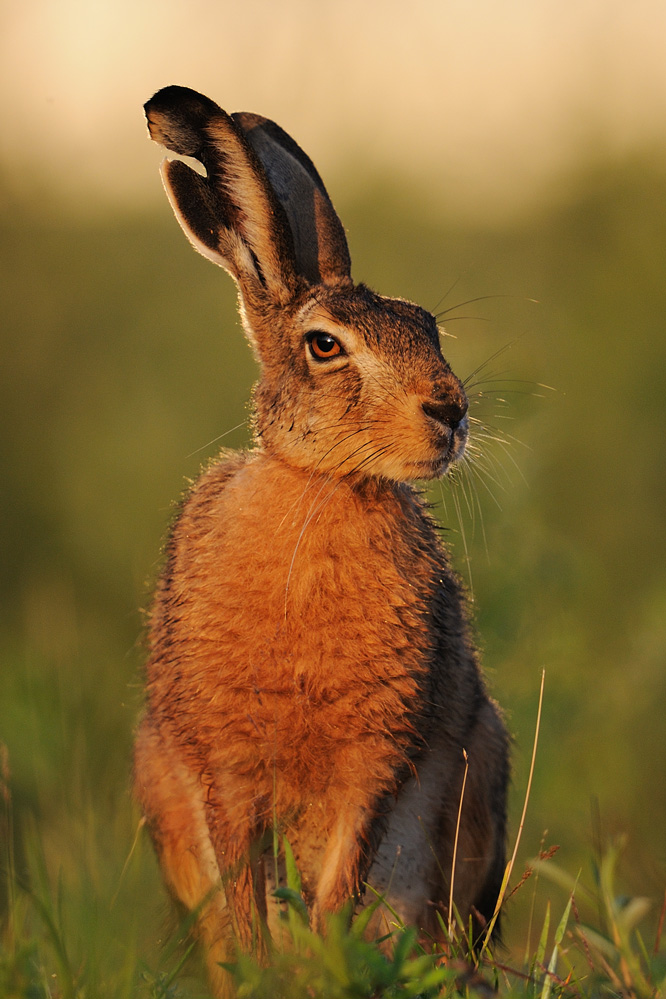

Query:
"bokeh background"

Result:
[[2, 0, 666, 990]]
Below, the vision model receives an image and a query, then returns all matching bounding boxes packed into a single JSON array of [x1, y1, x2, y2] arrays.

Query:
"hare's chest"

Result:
[[212, 481, 434, 675], [168, 468, 439, 720], [165, 462, 443, 701]]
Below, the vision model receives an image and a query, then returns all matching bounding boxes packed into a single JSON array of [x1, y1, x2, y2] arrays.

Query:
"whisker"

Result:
[[185, 420, 249, 459], [439, 315, 492, 325], [458, 461, 490, 559], [462, 338, 523, 388], [282, 435, 399, 617], [277, 427, 374, 530], [430, 275, 462, 316], [282, 477, 342, 619], [450, 483, 474, 600], [463, 460, 505, 512], [344, 444, 393, 477], [435, 294, 513, 321]]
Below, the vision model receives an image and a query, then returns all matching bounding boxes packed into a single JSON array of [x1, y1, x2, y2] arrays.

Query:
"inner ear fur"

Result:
[[233, 112, 352, 288], [161, 159, 229, 265]]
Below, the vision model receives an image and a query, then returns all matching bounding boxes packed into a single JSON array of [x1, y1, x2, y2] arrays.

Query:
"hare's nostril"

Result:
[[422, 397, 468, 430]]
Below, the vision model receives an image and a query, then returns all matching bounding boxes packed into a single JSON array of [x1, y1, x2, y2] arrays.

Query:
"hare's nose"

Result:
[[422, 395, 468, 430]]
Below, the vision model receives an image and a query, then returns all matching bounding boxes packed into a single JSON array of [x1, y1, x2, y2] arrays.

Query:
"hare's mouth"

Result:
[[446, 419, 468, 464], [414, 454, 461, 480], [411, 419, 468, 480]]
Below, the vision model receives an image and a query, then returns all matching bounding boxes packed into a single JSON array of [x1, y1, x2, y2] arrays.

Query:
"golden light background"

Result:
[[2, 0, 665, 216]]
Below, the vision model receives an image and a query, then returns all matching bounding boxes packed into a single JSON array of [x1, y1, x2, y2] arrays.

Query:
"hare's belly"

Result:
[[363, 746, 454, 926]]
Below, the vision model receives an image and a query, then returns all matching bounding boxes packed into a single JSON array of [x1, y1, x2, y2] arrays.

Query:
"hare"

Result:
[[134, 85, 509, 997]]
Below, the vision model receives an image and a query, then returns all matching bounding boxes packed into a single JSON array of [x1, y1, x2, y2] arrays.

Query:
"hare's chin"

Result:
[[406, 451, 461, 481], [414, 431, 467, 480]]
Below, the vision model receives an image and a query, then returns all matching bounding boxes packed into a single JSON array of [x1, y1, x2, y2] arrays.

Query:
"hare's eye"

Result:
[[307, 331, 343, 360]]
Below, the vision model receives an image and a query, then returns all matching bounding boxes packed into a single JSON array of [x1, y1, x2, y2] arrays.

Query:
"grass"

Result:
[[2, 829, 665, 998], [2, 735, 664, 999]]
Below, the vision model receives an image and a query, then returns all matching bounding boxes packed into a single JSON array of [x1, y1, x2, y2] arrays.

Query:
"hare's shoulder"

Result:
[[177, 449, 251, 521]]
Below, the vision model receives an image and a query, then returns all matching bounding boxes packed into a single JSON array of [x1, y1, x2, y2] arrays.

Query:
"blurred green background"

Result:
[[1, 0, 666, 991]]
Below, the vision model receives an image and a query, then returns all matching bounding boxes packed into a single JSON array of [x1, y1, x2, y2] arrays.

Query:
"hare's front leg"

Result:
[[202, 780, 271, 954], [134, 719, 235, 994], [310, 799, 380, 930]]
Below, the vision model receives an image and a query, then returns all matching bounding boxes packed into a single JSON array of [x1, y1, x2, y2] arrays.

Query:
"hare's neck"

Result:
[[206, 455, 444, 622], [240, 452, 421, 536], [166, 451, 447, 642]]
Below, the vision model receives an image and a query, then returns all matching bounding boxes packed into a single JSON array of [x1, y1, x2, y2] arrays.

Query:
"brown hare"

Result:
[[134, 85, 509, 997]]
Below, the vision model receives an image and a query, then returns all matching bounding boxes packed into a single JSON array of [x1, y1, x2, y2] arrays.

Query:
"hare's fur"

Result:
[[134, 86, 509, 997]]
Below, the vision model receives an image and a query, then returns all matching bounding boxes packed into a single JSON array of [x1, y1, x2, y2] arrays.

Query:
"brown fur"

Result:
[[135, 86, 509, 997]]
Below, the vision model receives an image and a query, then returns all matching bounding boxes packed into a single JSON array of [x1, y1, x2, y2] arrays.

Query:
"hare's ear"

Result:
[[233, 112, 352, 287], [144, 86, 298, 300]]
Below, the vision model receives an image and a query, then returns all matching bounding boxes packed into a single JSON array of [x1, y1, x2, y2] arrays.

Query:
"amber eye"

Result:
[[307, 331, 343, 360]]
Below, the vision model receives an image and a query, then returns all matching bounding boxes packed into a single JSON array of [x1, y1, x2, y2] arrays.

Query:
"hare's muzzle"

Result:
[[421, 397, 468, 430], [421, 394, 469, 471]]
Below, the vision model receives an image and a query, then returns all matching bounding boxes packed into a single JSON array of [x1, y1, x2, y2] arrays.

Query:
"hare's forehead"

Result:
[[295, 296, 441, 352]]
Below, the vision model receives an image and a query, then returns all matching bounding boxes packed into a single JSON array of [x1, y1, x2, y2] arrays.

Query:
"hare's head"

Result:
[[145, 86, 468, 482]]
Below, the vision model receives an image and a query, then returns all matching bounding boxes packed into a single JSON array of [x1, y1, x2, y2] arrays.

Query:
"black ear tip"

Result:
[[144, 86, 226, 157], [144, 85, 222, 122]]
